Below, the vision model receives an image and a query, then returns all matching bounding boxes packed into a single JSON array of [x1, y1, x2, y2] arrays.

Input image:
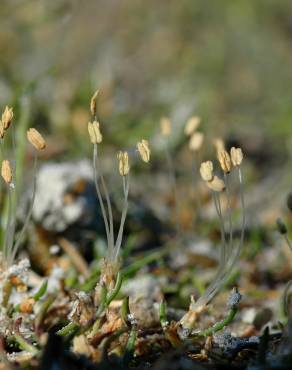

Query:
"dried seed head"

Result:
[[90, 90, 99, 117], [189, 132, 204, 151], [230, 147, 243, 166], [160, 117, 171, 136], [184, 116, 201, 136], [213, 138, 225, 153], [1, 160, 12, 184], [117, 151, 130, 176], [1, 106, 13, 130], [27, 128, 46, 150], [217, 149, 232, 173], [207, 176, 225, 192], [200, 161, 213, 182], [19, 298, 35, 314], [0, 121, 4, 139], [137, 139, 151, 163], [88, 121, 102, 144]]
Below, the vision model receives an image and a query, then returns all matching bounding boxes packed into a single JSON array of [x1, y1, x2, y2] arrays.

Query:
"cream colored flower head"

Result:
[[207, 176, 225, 192], [184, 116, 200, 136], [117, 151, 130, 176], [2, 106, 13, 130], [200, 161, 213, 182], [1, 159, 12, 184], [189, 132, 204, 152], [88, 121, 102, 144], [27, 128, 46, 150], [217, 149, 232, 173], [230, 147, 243, 166], [160, 117, 171, 136], [90, 90, 99, 117], [0, 121, 4, 139], [137, 139, 151, 163]]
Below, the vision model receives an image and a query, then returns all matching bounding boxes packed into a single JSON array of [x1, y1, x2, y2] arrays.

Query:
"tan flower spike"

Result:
[[137, 139, 151, 163], [2, 106, 13, 130], [0, 121, 4, 139], [90, 90, 99, 117], [88, 121, 102, 144], [117, 151, 130, 176], [217, 149, 232, 173], [184, 116, 200, 136], [160, 117, 171, 136], [189, 132, 204, 152], [1, 160, 12, 184], [27, 128, 46, 150], [230, 147, 243, 166], [200, 161, 214, 182], [207, 176, 225, 192]]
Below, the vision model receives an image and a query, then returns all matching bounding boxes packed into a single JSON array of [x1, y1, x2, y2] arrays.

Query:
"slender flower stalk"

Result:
[[183, 147, 245, 318], [88, 91, 149, 279], [0, 105, 46, 268]]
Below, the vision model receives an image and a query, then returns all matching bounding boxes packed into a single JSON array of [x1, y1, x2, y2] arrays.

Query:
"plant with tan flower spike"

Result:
[[137, 139, 151, 163], [87, 91, 145, 283], [181, 146, 245, 328], [0, 105, 46, 269], [184, 116, 201, 136]]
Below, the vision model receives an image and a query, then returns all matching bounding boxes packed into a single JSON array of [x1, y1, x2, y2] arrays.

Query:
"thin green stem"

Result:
[[191, 307, 238, 337], [121, 296, 130, 325], [159, 300, 169, 329], [94, 145, 114, 254], [14, 335, 38, 355], [57, 322, 79, 337], [224, 172, 233, 258], [93, 144, 111, 252], [33, 280, 48, 301], [123, 327, 137, 364], [106, 271, 123, 305], [114, 175, 129, 261], [35, 294, 56, 329], [3, 184, 13, 263], [9, 152, 38, 265]]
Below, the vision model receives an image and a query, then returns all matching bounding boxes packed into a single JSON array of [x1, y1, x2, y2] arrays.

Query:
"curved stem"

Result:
[[93, 144, 111, 251], [193, 167, 245, 309], [224, 172, 233, 258], [106, 271, 123, 305], [205, 167, 246, 303], [113, 175, 129, 261], [191, 306, 238, 338], [94, 145, 114, 254], [124, 326, 137, 364], [3, 184, 13, 263], [9, 152, 38, 265]]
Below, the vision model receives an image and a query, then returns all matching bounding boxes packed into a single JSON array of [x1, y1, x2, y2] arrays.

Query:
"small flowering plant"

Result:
[[0, 106, 46, 269], [180, 145, 245, 329], [87, 91, 151, 292]]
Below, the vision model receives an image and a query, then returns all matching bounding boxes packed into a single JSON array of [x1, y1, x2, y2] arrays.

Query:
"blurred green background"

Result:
[[1, 0, 292, 154]]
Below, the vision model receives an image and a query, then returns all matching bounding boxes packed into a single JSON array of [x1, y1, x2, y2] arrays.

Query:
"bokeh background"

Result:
[[1, 0, 292, 186]]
